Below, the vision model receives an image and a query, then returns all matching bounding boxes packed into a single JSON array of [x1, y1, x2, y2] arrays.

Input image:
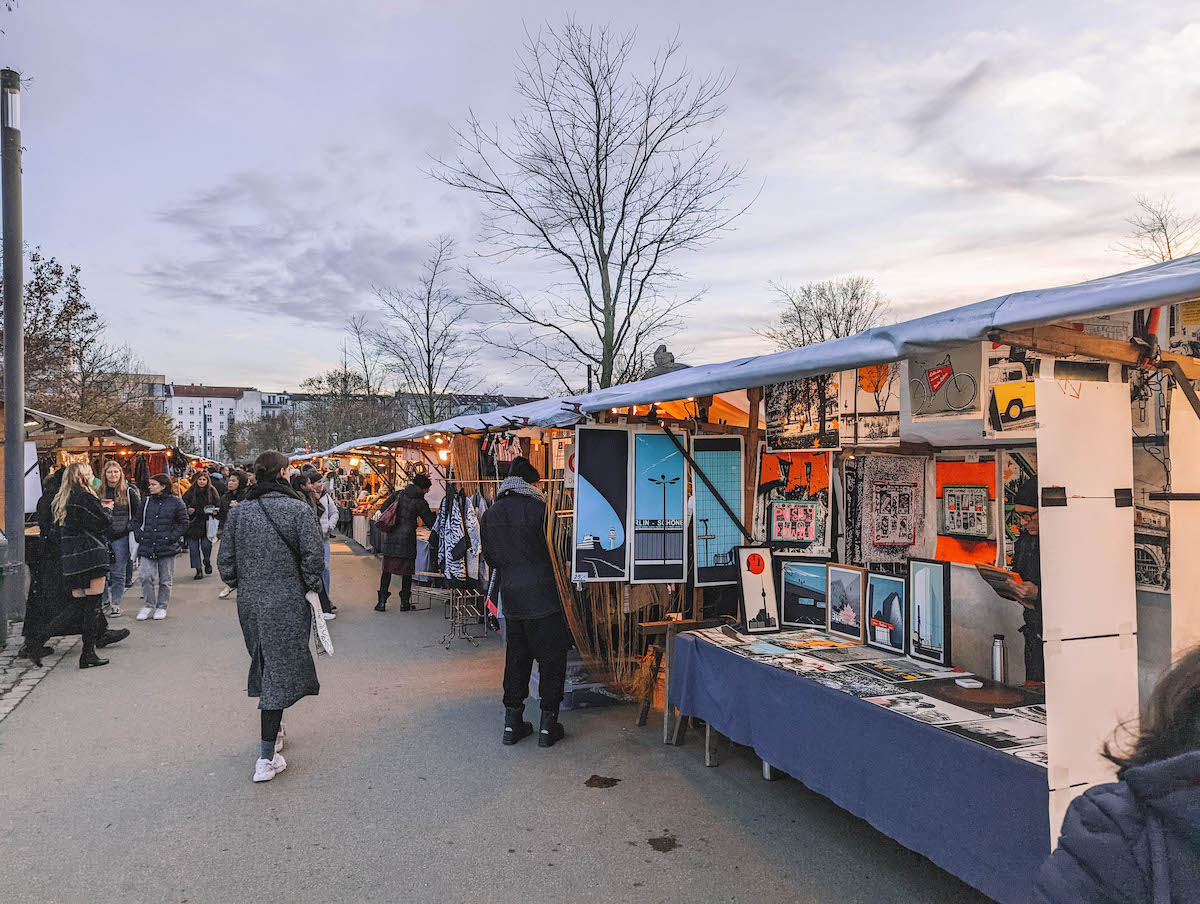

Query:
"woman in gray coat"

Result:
[[218, 450, 326, 783]]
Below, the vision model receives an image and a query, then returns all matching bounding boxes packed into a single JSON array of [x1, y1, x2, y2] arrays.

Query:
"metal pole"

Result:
[[2, 69, 25, 646]]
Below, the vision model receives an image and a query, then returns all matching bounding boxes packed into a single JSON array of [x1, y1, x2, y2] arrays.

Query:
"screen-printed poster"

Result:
[[572, 426, 630, 581]]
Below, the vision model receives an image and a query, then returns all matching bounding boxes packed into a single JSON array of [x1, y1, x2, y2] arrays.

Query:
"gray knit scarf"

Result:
[[498, 476, 544, 502]]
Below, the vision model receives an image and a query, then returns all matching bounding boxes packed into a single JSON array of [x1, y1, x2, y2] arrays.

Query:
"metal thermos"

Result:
[[992, 634, 1009, 684]]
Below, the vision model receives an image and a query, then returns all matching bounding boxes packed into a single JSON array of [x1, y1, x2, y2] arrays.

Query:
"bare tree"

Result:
[[1114, 194, 1200, 264], [434, 20, 749, 392], [371, 235, 479, 425], [758, 276, 891, 351]]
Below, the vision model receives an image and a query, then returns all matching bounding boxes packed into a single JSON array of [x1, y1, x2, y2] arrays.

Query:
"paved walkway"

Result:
[[0, 539, 994, 904]]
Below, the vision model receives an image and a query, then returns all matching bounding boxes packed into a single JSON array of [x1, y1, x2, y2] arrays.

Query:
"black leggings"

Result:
[[261, 708, 283, 742], [379, 573, 413, 597]]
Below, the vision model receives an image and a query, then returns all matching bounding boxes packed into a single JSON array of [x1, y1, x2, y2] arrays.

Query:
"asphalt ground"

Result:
[[0, 538, 993, 904]]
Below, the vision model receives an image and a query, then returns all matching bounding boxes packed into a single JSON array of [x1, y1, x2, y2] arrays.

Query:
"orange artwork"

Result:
[[934, 459, 997, 566]]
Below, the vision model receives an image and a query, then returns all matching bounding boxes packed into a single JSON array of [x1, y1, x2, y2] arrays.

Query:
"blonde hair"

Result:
[[101, 459, 128, 498], [52, 461, 96, 525]]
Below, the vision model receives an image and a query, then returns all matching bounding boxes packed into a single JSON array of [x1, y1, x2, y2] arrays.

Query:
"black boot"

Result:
[[193, 568, 204, 580], [538, 710, 565, 748], [503, 706, 533, 746], [18, 642, 49, 667], [79, 594, 110, 668], [204, 562, 212, 575], [97, 628, 130, 648], [375, 590, 389, 612], [399, 593, 412, 612]]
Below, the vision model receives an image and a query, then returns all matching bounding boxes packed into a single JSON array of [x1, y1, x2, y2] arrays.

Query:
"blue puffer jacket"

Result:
[[133, 492, 189, 560], [1034, 751, 1200, 902]]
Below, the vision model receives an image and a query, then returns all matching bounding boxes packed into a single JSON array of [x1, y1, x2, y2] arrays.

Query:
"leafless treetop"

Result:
[[1113, 194, 1200, 264], [758, 276, 892, 351]]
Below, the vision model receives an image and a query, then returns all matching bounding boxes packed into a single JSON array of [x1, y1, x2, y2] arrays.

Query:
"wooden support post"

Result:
[[662, 626, 676, 744], [705, 723, 720, 767], [636, 644, 664, 727], [744, 386, 762, 530], [692, 586, 703, 622]]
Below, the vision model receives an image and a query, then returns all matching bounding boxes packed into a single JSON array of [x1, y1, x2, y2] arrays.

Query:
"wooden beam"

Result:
[[744, 386, 762, 530], [992, 324, 1200, 381]]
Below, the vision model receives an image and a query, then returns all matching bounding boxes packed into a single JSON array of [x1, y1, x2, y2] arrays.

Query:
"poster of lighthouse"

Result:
[[572, 426, 631, 582]]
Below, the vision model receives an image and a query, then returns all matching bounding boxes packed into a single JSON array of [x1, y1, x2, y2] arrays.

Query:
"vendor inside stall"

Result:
[[1010, 478, 1043, 684]]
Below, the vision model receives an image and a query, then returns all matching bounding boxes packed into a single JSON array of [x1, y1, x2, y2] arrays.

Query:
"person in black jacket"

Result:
[[99, 459, 141, 619], [134, 474, 190, 620], [183, 471, 220, 580], [375, 473, 435, 612], [479, 457, 570, 748], [54, 462, 115, 668]]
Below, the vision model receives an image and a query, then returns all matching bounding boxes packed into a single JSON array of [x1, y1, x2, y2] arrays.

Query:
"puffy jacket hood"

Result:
[[404, 483, 427, 499], [1125, 751, 1200, 848]]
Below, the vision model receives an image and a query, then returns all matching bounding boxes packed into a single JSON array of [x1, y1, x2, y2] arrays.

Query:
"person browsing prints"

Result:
[[1009, 480, 1043, 684]]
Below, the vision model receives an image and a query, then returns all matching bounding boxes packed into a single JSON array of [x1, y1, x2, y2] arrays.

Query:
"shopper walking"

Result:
[[375, 473, 434, 612], [99, 460, 141, 619], [216, 470, 247, 599], [312, 472, 339, 607], [55, 462, 115, 669], [1034, 645, 1200, 901], [479, 457, 570, 748], [183, 471, 220, 580], [218, 450, 326, 783], [134, 474, 189, 620]]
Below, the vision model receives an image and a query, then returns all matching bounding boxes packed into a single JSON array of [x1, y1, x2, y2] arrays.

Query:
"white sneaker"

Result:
[[218, 585, 232, 599], [275, 722, 286, 754], [153, 608, 167, 620], [136, 607, 153, 620], [252, 753, 287, 782], [322, 612, 336, 620]]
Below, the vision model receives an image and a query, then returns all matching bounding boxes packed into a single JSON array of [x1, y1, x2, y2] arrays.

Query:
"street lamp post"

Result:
[[1, 69, 24, 646]]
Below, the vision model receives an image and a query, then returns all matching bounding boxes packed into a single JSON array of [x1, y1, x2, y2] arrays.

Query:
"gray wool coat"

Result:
[[217, 482, 326, 710]]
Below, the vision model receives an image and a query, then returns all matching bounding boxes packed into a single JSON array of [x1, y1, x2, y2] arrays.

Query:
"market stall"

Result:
[[354, 253, 1200, 903]]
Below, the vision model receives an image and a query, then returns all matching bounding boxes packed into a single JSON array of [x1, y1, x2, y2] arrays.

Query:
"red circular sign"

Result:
[[746, 553, 765, 575]]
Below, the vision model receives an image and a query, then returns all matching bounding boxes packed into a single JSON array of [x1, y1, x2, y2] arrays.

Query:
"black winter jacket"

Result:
[[183, 482, 221, 540], [218, 486, 246, 524], [134, 492, 189, 559], [59, 487, 114, 577], [479, 488, 560, 620], [378, 484, 435, 559]]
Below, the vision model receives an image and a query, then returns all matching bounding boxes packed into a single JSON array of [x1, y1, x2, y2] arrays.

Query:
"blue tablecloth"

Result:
[[670, 633, 1051, 904]]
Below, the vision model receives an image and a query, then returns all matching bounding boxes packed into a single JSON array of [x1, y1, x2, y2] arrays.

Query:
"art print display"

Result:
[[854, 454, 930, 567], [826, 563, 867, 642], [851, 658, 957, 683], [908, 558, 952, 666], [839, 363, 901, 446], [934, 453, 997, 566], [1011, 744, 1049, 767], [808, 645, 890, 664], [1013, 704, 1048, 725], [765, 373, 841, 451], [908, 344, 983, 420], [865, 692, 981, 726], [806, 669, 901, 699], [736, 547, 779, 634], [630, 432, 687, 584], [866, 573, 907, 655], [985, 343, 1039, 435], [691, 435, 744, 586], [776, 558, 827, 627], [766, 631, 859, 651], [572, 426, 630, 582], [939, 716, 1047, 751], [754, 445, 832, 556], [1001, 449, 1038, 569]]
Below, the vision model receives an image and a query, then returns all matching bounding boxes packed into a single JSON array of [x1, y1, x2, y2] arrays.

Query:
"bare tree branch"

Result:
[[432, 19, 750, 391], [757, 276, 892, 351], [1113, 194, 1200, 264]]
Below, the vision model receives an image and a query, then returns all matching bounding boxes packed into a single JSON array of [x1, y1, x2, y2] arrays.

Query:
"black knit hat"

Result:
[[510, 456, 541, 485], [412, 473, 432, 490], [1013, 478, 1038, 509]]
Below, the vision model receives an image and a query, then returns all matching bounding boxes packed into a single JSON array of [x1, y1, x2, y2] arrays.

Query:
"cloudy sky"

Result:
[[6, 1, 1200, 394]]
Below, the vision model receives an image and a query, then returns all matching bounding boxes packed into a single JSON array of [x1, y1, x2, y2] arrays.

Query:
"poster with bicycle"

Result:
[[907, 344, 984, 421]]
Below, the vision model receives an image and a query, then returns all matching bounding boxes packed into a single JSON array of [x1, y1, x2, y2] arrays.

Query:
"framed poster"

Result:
[[908, 557, 952, 667], [736, 547, 779, 634], [866, 573, 907, 655], [870, 481, 917, 546], [572, 425, 630, 582], [629, 431, 687, 584], [692, 435, 744, 587], [765, 373, 841, 451], [942, 484, 991, 538], [934, 453, 997, 566], [908, 344, 984, 420], [839, 363, 901, 447], [826, 563, 867, 642], [754, 445, 832, 557], [775, 556, 827, 628]]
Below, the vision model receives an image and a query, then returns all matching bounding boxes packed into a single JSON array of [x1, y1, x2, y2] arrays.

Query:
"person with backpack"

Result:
[[133, 474, 189, 620], [374, 473, 434, 612], [218, 450, 327, 783], [183, 472, 221, 580]]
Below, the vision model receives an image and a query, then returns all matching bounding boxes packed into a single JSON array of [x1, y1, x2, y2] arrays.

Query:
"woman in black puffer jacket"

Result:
[[133, 474, 189, 620], [375, 474, 434, 612], [54, 461, 115, 669], [183, 471, 221, 580]]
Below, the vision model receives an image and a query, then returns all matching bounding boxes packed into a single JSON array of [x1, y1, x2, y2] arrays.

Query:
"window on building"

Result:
[[189, 422, 195, 430], [219, 407, 225, 415], [189, 407, 194, 416], [178, 407, 184, 415]]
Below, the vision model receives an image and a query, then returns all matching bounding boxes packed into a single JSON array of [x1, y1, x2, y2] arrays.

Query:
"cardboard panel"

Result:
[[1044, 635, 1139, 790], [1170, 390, 1200, 660], [1038, 501, 1136, 641], [1035, 379, 1133, 498]]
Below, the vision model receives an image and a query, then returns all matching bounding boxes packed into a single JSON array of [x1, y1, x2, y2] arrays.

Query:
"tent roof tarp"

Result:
[[24, 408, 168, 451], [333, 253, 1200, 442]]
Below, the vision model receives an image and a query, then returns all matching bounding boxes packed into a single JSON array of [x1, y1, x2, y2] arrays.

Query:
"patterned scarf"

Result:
[[498, 476, 544, 502]]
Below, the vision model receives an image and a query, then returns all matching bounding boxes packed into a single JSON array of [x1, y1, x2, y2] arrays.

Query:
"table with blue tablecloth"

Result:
[[669, 633, 1051, 904]]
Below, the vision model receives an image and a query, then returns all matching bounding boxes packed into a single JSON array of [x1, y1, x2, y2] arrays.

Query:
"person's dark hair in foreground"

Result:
[[478, 456, 570, 748], [1033, 645, 1200, 901]]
